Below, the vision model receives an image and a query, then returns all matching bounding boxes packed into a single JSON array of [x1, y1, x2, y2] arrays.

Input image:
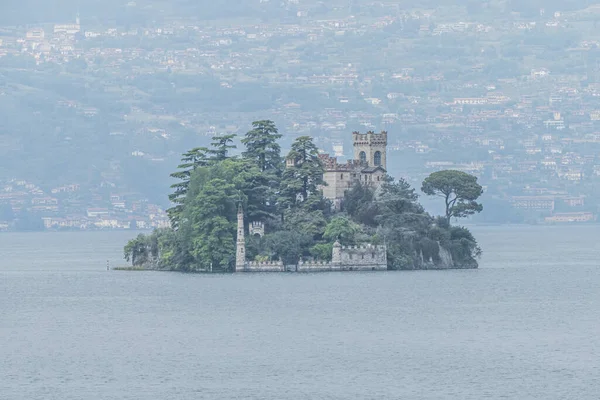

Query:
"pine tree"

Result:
[[279, 136, 325, 207], [167, 147, 210, 227], [241, 120, 283, 220], [208, 134, 237, 162], [241, 120, 282, 173]]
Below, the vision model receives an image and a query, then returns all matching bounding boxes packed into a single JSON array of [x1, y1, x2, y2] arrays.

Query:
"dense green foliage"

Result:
[[279, 136, 326, 208], [124, 121, 482, 271], [166, 146, 211, 227]]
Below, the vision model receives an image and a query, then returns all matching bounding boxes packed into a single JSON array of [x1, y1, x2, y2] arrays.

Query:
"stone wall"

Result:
[[339, 244, 387, 267], [297, 261, 336, 272], [296, 261, 387, 272], [237, 242, 388, 273], [243, 261, 285, 272], [296, 243, 388, 272], [322, 170, 353, 201]]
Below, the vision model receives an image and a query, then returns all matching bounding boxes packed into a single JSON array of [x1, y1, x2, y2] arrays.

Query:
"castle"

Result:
[[235, 130, 389, 273], [319, 131, 388, 207]]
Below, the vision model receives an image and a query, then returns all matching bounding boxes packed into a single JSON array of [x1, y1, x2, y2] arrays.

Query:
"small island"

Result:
[[123, 120, 483, 272]]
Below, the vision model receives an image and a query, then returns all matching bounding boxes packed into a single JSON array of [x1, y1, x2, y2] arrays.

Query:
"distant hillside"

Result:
[[1, 0, 269, 26], [3, 0, 598, 25]]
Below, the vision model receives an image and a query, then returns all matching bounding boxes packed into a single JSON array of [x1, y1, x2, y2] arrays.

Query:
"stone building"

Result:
[[319, 130, 388, 207]]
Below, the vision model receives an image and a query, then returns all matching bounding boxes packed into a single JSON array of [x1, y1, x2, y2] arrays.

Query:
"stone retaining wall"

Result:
[[243, 261, 285, 272]]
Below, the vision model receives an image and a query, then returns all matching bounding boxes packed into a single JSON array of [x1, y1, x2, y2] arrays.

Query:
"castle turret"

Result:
[[249, 221, 265, 238], [285, 156, 295, 168], [352, 130, 387, 169], [332, 240, 342, 265], [235, 203, 246, 272]]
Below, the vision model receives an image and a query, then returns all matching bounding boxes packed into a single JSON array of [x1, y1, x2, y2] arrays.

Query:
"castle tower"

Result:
[[352, 130, 387, 169], [285, 157, 295, 168], [332, 240, 342, 265], [235, 203, 246, 272], [249, 221, 265, 238]]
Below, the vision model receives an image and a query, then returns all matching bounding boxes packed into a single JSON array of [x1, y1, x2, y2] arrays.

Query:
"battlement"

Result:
[[318, 153, 337, 169], [320, 153, 367, 172], [352, 130, 387, 170], [249, 221, 265, 237], [297, 258, 387, 272], [339, 159, 367, 170], [352, 130, 388, 145], [244, 260, 285, 272], [338, 243, 387, 267], [298, 261, 332, 267], [295, 242, 388, 272], [297, 260, 335, 272], [341, 244, 386, 251], [247, 261, 283, 267]]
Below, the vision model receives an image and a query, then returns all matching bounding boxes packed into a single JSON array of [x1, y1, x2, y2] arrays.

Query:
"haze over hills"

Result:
[[2, 0, 600, 229]]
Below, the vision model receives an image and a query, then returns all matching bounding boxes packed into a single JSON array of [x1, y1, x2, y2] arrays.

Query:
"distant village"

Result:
[[0, 178, 170, 231], [3, 2, 600, 228]]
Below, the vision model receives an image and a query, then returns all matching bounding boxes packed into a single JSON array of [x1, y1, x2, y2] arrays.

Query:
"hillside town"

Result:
[[3, 1, 600, 229], [0, 179, 170, 231]]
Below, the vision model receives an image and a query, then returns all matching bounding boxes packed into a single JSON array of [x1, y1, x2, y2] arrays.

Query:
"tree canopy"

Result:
[[279, 135, 325, 207], [166, 146, 211, 227], [241, 120, 282, 173], [421, 170, 483, 225]]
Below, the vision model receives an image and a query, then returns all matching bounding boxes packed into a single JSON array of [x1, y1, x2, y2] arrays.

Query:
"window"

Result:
[[359, 151, 366, 163], [340, 173, 344, 180], [374, 151, 382, 166], [361, 254, 364, 260]]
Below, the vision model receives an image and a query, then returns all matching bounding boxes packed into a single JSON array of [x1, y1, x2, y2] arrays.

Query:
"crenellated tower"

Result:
[[249, 221, 265, 238], [235, 203, 246, 272], [352, 130, 387, 169]]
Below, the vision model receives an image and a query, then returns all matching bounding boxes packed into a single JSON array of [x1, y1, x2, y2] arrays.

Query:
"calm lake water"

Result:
[[1, 226, 600, 399]]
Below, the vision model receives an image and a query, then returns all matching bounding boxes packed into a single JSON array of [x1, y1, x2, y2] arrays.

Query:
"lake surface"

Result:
[[1, 226, 600, 399]]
